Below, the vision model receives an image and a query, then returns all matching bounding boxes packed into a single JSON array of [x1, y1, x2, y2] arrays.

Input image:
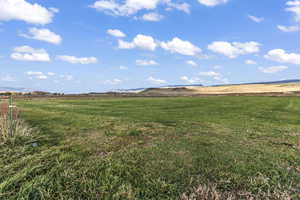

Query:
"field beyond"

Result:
[[1, 96, 300, 199], [141, 83, 300, 96]]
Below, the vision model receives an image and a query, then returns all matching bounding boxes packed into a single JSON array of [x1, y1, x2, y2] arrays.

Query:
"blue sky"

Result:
[[1, 0, 300, 93]]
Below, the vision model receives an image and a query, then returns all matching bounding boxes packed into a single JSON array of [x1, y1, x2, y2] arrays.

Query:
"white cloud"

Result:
[[26, 71, 74, 81], [166, 2, 190, 14], [245, 59, 257, 65], [197, 0, 228, 7], [213, 65, 222, 69], [259, 66, 288, 73], [36, 75, 48, 80], [287, 0, 300, 6], [49, 7, 59, 13], [208, 41, 260, 58], [0, 74, 15, 82], [186, 60, 198, 66], [118, 34, 157, 51], [20, 28, 62, 44], [57, 55, 98, 64], [286, 0, 300, 22], [142, 12, 164, 21], [199, 71, 221, 79], [118, 40, 135, 49], [11, 46, 50, 62], [198, 71, 229, 84], [90, 0, 162, 16], [248, 15, 264, 23], [0, 0, 56, 25], [160, 37, 201, 56], [26, 71, 43, 76], [136, 59, 158, 66], [180, 76, 203, 84], [26, 71, 48, 80], [265, 49, 300, 65], [60, 75, 74, 81], [103, 78, 122, 85], [148, 76, 167, 84], [107, 29, 126, 37], [119, 65, 128, 70], [277, 25, 300, 32], [90, 0, 188, 16], [118, 35, 201, 56]]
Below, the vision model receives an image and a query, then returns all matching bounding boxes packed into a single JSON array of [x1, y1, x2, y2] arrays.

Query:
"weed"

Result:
[[128, 130, 142, 136]]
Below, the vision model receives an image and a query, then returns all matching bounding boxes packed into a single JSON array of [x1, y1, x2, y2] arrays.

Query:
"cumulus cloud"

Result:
[[148, 76, 167, 84], [166, 2, 190, 14], [26, 71, 48, 80], [0, 74, 15, 82], [90, 0, 189, 16], [181, 71, 229, 85], [26, 71, 74, 81], [286, 0, 300, 22], [259, 66, 288, 73], [57, 55, 98, 64], [248, 15, 264, 23], [199, 71, 221, 79], [160, 37, 201, 56], [142, 12, 164, 21], [103, 78, 123, 85], [20, 28, 62, 44], [11, 46, 50, 62], [119, 65, 128, 70], [60, 74, 74, 81], [198, 71, 229, 84], [0, 0, 56, 25], [277, 25, 300, 32], [47, 72, 56, 76], [107, 29, 126, 37], [180, 76, 203, 84], [90, 0, 163, 16], [186, 60, 198, 66], [264, 49, 300, 65], [287, 0, 300, 6], [197, 0, 228, 7], [136, 59, 158, 66], [245, 59, 257, 65], [118, 34, 157, 51], [118, 35, 201, 56], [208, 41, 260, 58]]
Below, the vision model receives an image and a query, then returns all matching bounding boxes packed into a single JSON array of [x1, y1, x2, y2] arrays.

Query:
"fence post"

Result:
[[9, 95, 13, 137]]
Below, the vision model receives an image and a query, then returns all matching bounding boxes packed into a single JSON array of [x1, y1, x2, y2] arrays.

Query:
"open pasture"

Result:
[[1, 96, 300, 199]]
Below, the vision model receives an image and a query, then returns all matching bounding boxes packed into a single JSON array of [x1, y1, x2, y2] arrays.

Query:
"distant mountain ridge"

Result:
[[0, 87, 32, 93], [1, 79, 300, 94], [116, 84, 204, 93], [213, 79, 300, 87], [118, 79, 300, 93]]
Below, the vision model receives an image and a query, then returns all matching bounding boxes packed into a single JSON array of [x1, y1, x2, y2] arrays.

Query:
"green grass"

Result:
[[1, 96, 300, 199]]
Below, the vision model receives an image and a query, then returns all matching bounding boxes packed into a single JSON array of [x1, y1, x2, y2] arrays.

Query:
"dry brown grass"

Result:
[[187, 83, 300, 95], [0, 100, 33, 144], [180, 183, 293, 200]]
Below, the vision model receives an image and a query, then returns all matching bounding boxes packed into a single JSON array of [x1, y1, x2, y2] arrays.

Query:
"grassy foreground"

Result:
[[1, 96, 300, 199]]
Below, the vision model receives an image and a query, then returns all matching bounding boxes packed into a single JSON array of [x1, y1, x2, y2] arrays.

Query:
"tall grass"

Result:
[[0, 96, 32, 144]]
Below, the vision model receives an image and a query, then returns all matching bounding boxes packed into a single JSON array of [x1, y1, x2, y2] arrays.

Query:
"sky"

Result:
[[1, 0, 300, 93]]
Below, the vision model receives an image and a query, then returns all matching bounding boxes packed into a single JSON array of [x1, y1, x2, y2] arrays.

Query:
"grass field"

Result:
[[1, 96, 300, 199]]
